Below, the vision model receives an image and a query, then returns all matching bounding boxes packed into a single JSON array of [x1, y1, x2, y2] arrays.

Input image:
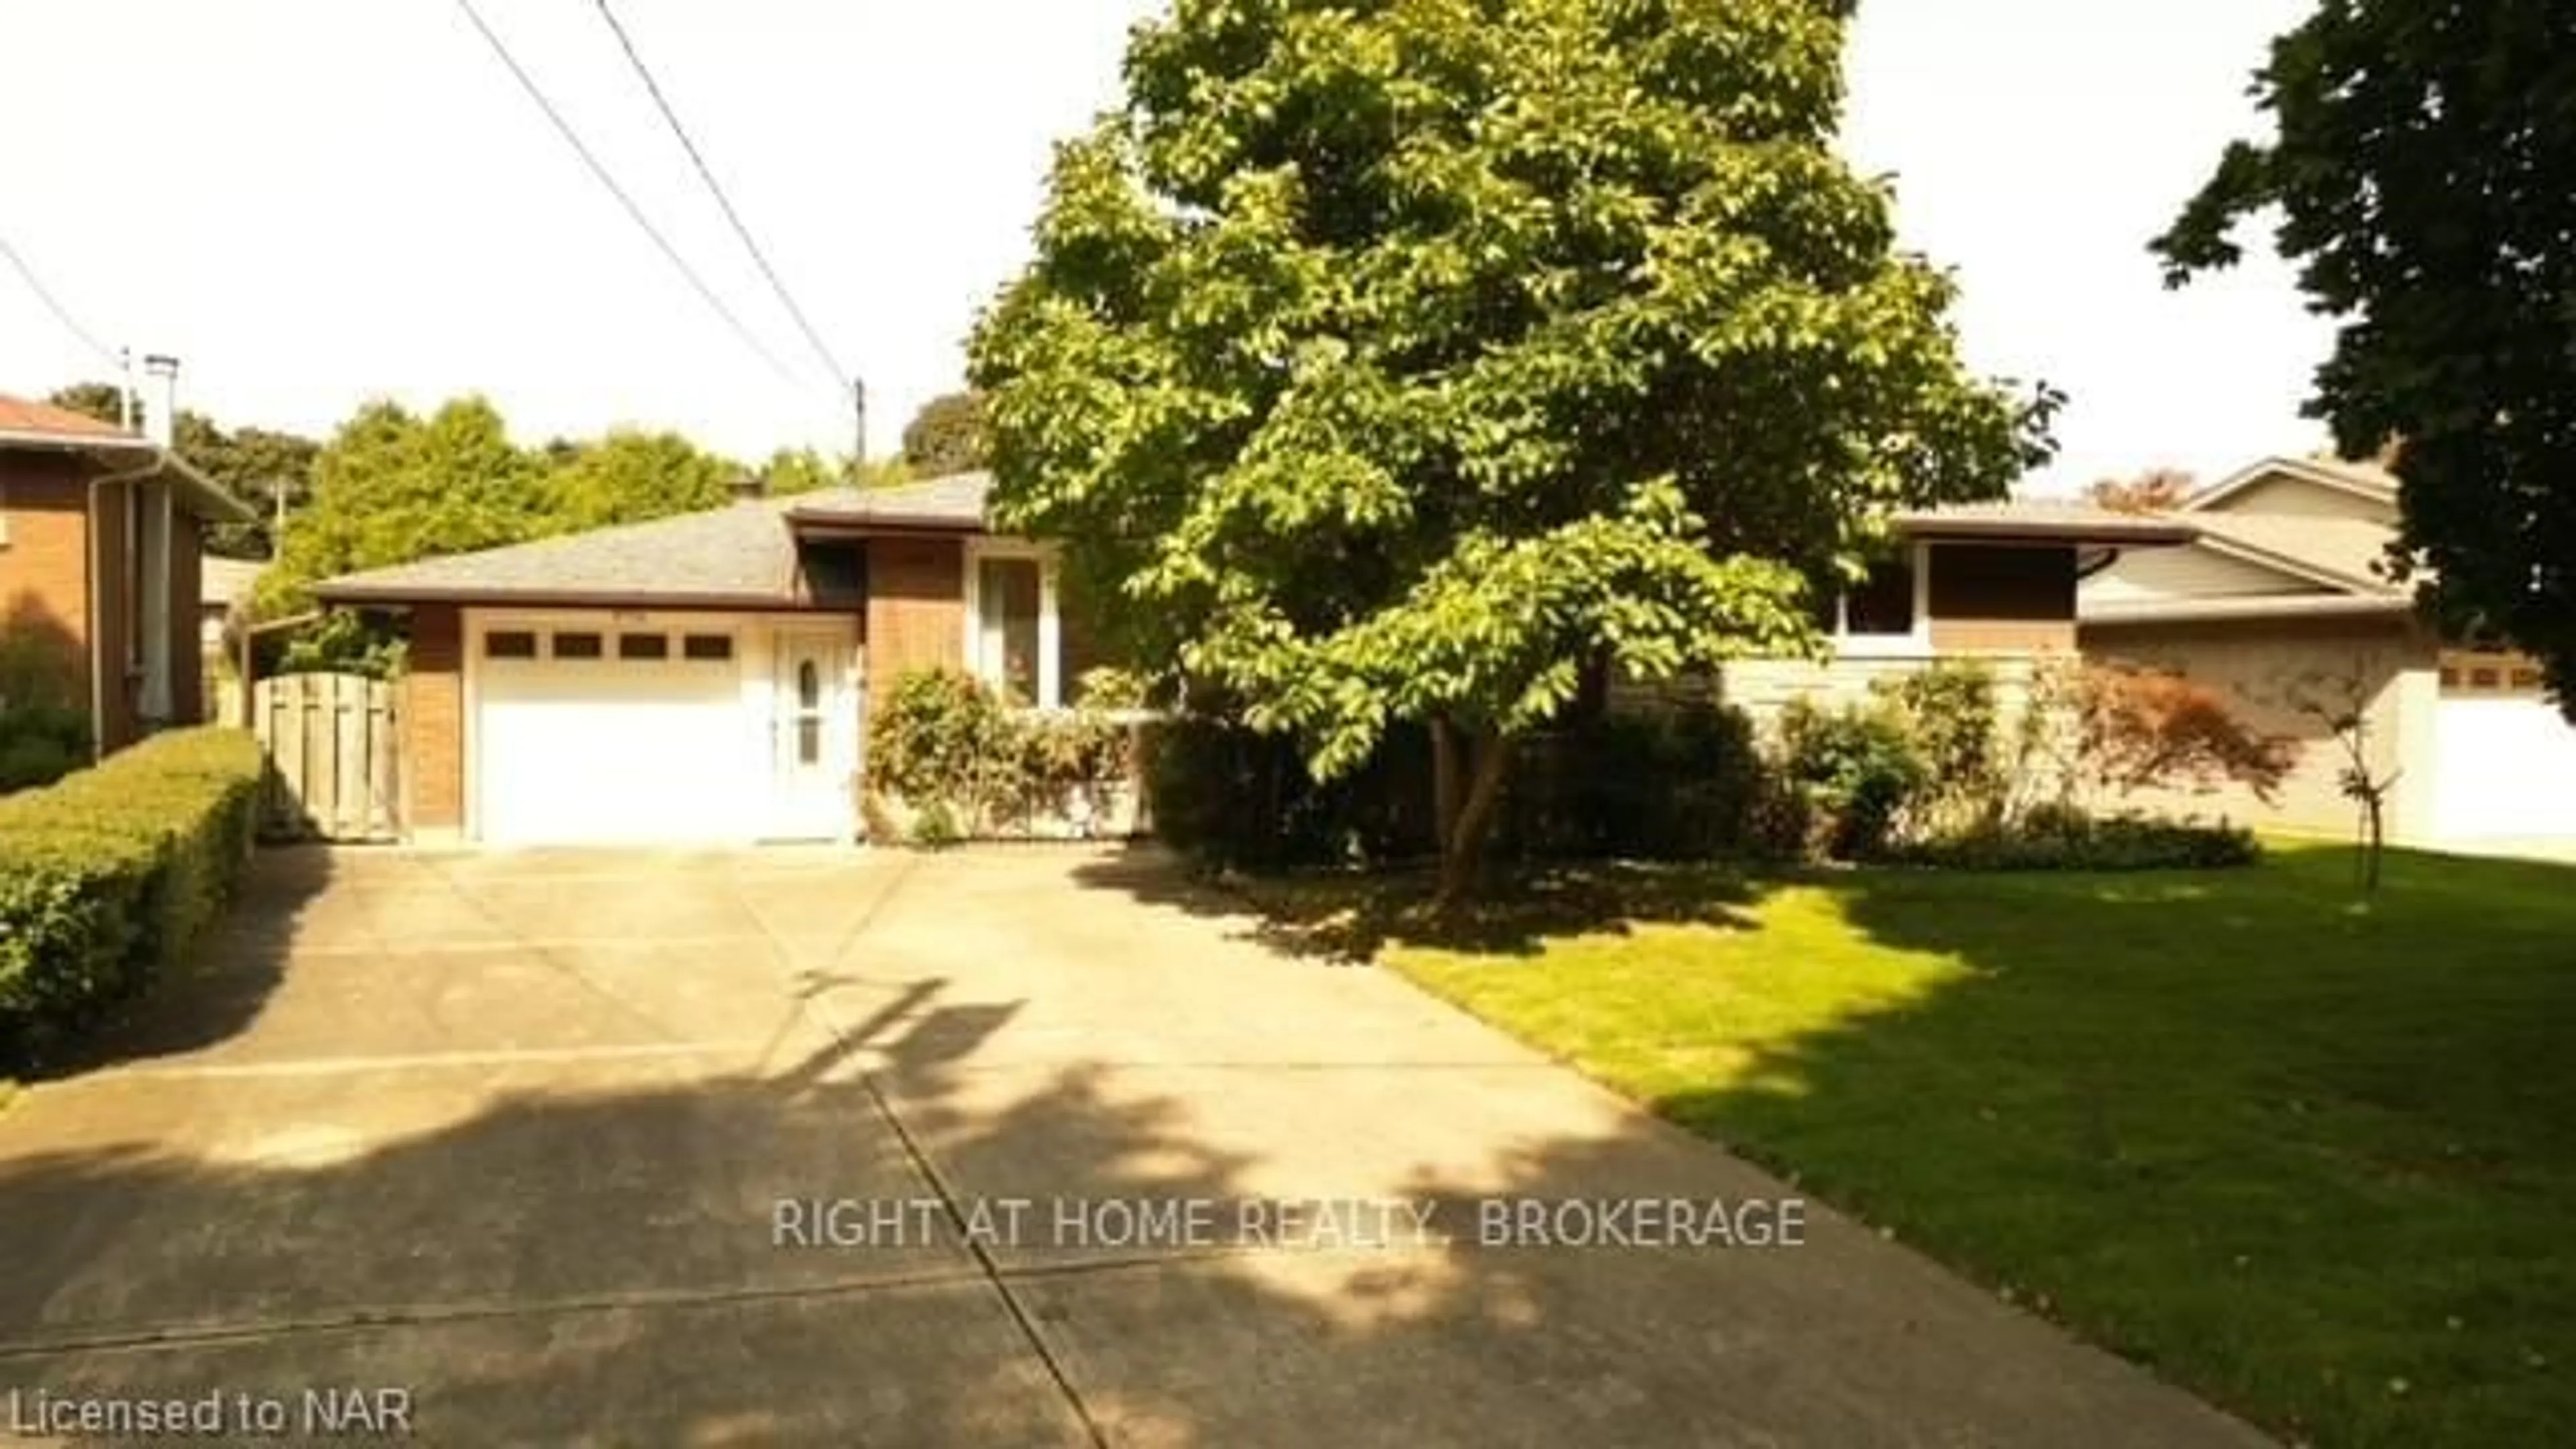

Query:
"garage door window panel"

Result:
[[486, 631, 538, 661], [553, 632, 604, 661], [619, 633, 671, 661]]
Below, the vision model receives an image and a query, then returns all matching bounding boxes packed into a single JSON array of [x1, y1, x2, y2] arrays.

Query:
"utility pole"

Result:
[[850, 376, 868, 470]]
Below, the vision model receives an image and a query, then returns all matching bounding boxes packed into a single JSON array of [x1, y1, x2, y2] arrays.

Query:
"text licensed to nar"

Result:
[[6, 1386, 414, 1438]]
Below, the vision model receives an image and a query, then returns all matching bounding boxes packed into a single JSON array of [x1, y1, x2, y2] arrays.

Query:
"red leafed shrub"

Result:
[[2067, 662, 2296, 801]]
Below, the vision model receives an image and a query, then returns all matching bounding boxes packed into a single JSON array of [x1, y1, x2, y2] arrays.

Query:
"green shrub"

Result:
[[1505, 700, 1776, 861], [1892, 810, 2260, 872], [0, 702, 91, 795], [0, 727, 264, 1071], [866, 668, 1142, 843], [1878, 661, 2008, 835], [1776, 699, 1930, 861], [867, 668, 1012, 817]]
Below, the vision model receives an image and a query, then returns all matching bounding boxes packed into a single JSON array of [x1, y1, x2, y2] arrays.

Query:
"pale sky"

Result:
[[0, 0, 2334, 492]]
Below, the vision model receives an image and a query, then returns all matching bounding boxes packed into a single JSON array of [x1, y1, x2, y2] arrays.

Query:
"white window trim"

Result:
[[961, 538, 1062, 710], [1829, 540, 1935, 661]]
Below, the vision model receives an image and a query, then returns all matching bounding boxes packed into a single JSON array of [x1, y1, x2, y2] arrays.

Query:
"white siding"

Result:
[[2084, 543, 2328, 609], [2203, 474, 2397, 525], [2080, 617, 2434, 840]]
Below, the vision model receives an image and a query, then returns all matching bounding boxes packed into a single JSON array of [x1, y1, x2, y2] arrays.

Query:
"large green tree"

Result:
[[969, 0, 2048, 900], [2155, 0, 2576, 714], [546, 428, 741, 530], [258, 397, 551, 617], [899, 390, 989, 477]]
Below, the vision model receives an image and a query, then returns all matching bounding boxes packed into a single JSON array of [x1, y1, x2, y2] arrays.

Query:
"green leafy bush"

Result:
[[865, 668, 1140, 843], [1776, 699, 1930, 861], [0, 702, 91, 795], [1146, 699, 1788, 871], [0, 727, 264, 1071], [868, 669, 1011, 811], [1878, 661, 2008, 835], [1507, 700, 1778, 861], [1892, 808, 2260, 872]]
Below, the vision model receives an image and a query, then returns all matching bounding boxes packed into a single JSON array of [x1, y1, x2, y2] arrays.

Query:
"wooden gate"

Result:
[[254, 672, 401, 841]]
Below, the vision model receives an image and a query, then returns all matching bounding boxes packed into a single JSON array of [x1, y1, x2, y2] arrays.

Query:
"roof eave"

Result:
[[311, 583, 818, 612], [1894, 517, 2198, 547], [0, 429, 257, 524], [2080, 594, 2413, 626], [2186, 456, 2398, 513], [783, 510, 987, 536]]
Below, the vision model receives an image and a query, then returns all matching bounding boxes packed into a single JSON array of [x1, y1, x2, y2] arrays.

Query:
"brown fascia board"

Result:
[[0, 431, 257, 524], [1898, 518, 2199, 547], [784, 509, 987, 537], [311, 584, 841, 612]]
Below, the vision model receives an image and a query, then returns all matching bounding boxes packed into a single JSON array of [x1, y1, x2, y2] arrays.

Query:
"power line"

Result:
[[0, 232, 121, 367], [449, 0, 802, 389], [590, 0, 849, 389]]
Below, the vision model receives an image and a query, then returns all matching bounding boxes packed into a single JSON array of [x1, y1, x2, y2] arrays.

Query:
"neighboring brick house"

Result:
[[315, 474, 2184, 847], [0, 380, 255, 755]]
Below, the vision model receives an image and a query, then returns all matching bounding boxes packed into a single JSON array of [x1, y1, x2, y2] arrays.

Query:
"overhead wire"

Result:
[[449, 0, 804, 390], [0, 232, 122, 368], [592, 0, 851, 392]]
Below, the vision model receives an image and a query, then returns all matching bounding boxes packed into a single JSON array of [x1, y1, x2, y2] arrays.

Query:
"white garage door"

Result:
[[474, 624, 761, 845], [2432, 695, 2576, 843]]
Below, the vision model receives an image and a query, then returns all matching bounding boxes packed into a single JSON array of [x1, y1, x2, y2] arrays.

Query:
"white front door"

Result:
[[771, 632, 851, 840]]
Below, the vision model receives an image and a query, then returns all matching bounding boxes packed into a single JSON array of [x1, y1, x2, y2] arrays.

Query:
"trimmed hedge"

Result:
[[0, 727, 264, 1070], [1889, 808, 2261, 872]]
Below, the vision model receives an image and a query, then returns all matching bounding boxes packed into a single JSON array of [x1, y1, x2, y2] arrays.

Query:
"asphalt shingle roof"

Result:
[[786, 472, 991, 528], [1892, 498, 2199, 545], [313, 474, 998, 606], [0, 392, 133, 440]]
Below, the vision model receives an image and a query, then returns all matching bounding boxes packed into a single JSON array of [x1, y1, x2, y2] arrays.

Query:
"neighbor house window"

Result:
[[967, 547, 1063, 708], [1843, 559, 1917, 637], [1823, 543, 1929, 654]]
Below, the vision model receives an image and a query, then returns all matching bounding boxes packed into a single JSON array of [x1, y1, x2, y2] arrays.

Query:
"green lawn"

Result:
[[1266, 843, 2576, 1447]]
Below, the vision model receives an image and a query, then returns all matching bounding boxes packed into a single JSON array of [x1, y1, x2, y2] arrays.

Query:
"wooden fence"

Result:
[[254, 672, 401, 842]]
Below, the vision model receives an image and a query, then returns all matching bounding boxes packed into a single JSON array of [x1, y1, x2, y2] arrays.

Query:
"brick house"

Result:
[[315, 473, 2182, 847], [0, 374, 255, 755]]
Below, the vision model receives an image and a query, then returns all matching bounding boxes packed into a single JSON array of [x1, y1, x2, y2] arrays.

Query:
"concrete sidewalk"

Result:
[[0, 846, 2271, 1446]]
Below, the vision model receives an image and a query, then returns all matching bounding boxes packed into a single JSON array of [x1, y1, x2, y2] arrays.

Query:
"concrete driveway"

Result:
[[0, 847, 2268, 1446]]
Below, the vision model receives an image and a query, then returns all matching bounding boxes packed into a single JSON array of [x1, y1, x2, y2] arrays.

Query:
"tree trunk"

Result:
[[2362, 794, 2385, 896], [1434, 729, 1515, 911], [1432, 716, 1463, 857]]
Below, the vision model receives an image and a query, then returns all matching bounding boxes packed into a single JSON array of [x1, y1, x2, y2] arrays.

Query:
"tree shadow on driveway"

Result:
[[1070, 845, 1772, 963], [0, 853, 2268, 1447]]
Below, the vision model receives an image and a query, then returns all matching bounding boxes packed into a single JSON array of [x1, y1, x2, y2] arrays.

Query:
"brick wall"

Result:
[[863, 537, 965, 705], [0, 453, 95, 712], [407, 604, 466, 835]]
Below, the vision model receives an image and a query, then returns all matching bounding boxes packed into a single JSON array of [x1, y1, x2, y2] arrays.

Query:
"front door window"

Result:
[[795, 659, 822, 765]]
